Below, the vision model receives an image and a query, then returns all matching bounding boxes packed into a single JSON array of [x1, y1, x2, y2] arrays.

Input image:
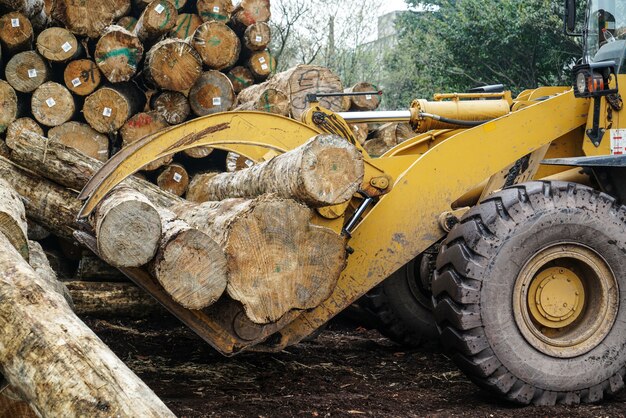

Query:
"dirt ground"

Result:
[[85, 314, 626, 418]]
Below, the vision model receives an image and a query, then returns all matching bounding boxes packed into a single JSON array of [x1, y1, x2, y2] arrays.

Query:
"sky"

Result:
[[380, 0, 410, 14]]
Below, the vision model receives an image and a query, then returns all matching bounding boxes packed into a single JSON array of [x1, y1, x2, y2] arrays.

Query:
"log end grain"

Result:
[[197, 0, 233, 23], [0, 81, 18, 133], [5, 117, 43, 149], [36, 27, 78, 62], [63, 59, 102, 96], [191, 21, 240, 70], [150, 90, 190, 125], [169, 13, 202, 39], [0, 12, 33, 52], [48, 122, 110, 162], [5, 50, 48, 93], [188, 70, 235, 116], [95, 25, 144, 83], [156, 163, 189, 196], [145, 38, 202, 92], [31, 81, 75, 127]]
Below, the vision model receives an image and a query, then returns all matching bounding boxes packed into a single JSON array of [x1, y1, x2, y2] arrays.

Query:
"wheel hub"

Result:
[[528, 267, 585, 328]]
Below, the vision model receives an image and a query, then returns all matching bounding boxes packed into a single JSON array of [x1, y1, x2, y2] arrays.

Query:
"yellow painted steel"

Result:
[[527, 267, 585, 329]]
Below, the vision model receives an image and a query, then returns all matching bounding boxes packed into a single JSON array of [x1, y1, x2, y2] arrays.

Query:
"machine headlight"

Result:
[[576, 72, 587, 95]]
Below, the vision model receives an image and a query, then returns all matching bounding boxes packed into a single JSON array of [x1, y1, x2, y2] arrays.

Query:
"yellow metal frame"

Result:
[[78, 88, 592, 353]]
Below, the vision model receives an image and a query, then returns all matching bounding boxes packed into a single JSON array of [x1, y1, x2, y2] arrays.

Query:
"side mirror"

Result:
[[565, 0, 577, 34]]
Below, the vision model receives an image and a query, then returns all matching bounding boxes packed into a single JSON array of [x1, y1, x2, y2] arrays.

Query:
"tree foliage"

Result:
[[383, 0, 582, 108]]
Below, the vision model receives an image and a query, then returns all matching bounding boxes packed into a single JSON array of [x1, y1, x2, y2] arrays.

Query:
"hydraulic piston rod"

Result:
[[336, 111, 412, 124]]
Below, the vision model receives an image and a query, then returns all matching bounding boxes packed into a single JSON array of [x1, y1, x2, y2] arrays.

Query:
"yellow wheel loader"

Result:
[[75, 0, 626, 406]]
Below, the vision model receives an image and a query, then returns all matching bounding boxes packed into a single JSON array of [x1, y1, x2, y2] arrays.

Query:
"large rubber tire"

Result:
[[361, 254, 439, 347], [432, 181, 626, 405]]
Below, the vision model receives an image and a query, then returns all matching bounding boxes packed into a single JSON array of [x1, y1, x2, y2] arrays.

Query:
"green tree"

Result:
[[384, 0, 582, 109]]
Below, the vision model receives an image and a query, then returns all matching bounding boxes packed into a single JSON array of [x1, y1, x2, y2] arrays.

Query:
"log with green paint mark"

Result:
[[134, 0, 178, 42], [197, 0, 234, 23], [95, 26, 144, 83], [192, 21, 240, 70]]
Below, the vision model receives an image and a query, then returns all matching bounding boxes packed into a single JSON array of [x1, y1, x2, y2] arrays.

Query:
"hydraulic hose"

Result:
[[418, 112, 492, 127]]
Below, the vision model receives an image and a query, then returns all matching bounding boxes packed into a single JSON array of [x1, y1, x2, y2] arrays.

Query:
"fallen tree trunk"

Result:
[[0, 232, 175, 417], [173, 195, 347, 324], [0, 178, 29, 260], [186, 134, 364, 207]]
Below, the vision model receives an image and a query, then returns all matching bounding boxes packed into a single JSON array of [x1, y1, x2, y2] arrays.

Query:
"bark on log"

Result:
[[170, 13, 201, 39], [48, 121, 110, 162], [232, 0, 270, 29], [36, 27, 79, 62], [156, 163, 189, 196], [117, 16, 138, 32], [0, 12, 33, 53], [63, 59, 102, 96], [134, 0, 178, 42], [350, 122, 368, 145], [65, 281, 166, 318], [0, 142, 9, 159], [29, 0, 53, 30], [93, 187, 162, 268], [28, 240, 73, 306], [151, 90, 190, 125], [364, 122, 415, 157], [0, 392, 36, 418], [183, 145, 213, 158], [238, 64, 348, 120], [173, 195, 347, 324], [31, 81, 75, 127], [242, 21, 270, 51], [120, 111, 172, 171], [151, 209, 227, 310], [186, 134, 364, 207], [52, 0, 131, 38], [236, 86, 289, 116], [245, 49, 274, 81], [95, 25, 144, 83], [227, 65, 254, 94], [0, 178, 29, 260], [188, 70, 235, 116], [197, 0, 233, 22], [346, 82, 381, 111], [144, 38, 202, 92], [133, 0, 186, 12], [225, 152, 253, 172], [5, 117, 42, 149], [5, 50, 48, 93], [192, 21, 240, 70], [76, 253, 127, 282], [0, 232, 176, 417], [0, 81, 18, 133], [84, 84, 144, 133], [0, 0, 43, 18]]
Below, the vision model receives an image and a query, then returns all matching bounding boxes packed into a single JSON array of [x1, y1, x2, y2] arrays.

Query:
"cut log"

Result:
[[36, 27, 79, 62], [144, 38, 202, 92], [52, 0, 131, 38], [151, 90, 190, 125], [227, 65, 254, 94], [95, 25, 144, 83], [28, 240, 73, 306], [0, 0, 43, 18], [156, 163, 189, 196], [173, 195, 347, 324], [242, 21, 270, 51], [48, 121, 110, 162], [364, 122, 415, 157], [117, 16, 138, 32], [63, 59, 102, 96], [349, 123, 368, 145], [84, 84, 145, 133], [133, 0, 186, 12], [0, 11, 33, 53], [76, 253, 127, 282], [93, 187, 162, 268], [0, 82, 18, 134], [186, 134, 364, 207], [120, 111, 172, 171], [183, 145, 213, 158], [345, 82, 381, 111], [151, 209, 227, 310], [29, 0, 53, 30], [197, 0, 233, 23], [31, 81, 75, 127], [237, 86, 289, 116], [65, 281, 166, 318], [0, 392, 36, 418], [5, 50, 48, 93], [0, 232, 176, 417], [0, 141, 10, 159], [134, 0, 178, 42], [5, 117, 42, 149], [232, 0, 271, 29], [245, 49, 275, 81], [170, 13, 201, 39], [188, 70, 236, 116], [0, 178, 29, 260], [225, 152, 253, 172], [192, 21, 240, 70]]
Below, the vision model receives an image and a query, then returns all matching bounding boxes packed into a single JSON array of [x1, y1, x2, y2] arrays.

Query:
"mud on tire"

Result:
[[432, 181, 626, 405]]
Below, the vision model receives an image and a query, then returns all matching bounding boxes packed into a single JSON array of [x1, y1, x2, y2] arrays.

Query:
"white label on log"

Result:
[[255, 35, 263, 42], [366, 95, 372, 100], [28, 69, 37, 78], [71, 78, 82, 87], [173, 173, 182, 183], [212, 97, 221, 106], [103, 107, 112, 117], [245, 159, 254, 167], [258, 56, 266, 64], [155, 3, 165, 13], [213, 6, 220, 12], [261, 64, 268, 70], [11, 18, 20, 27], [46, 98, 56, 108], [61, 42, 72, 52]]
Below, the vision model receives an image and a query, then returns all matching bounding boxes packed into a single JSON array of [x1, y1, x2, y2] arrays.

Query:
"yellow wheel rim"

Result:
[[513, 243, 619, 358]]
